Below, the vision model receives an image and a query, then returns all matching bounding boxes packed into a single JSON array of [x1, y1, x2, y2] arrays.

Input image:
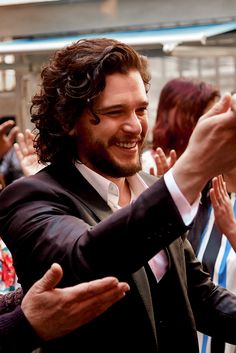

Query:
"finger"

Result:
[[16, 132, 29, 155], [155, 147, 172, 175], [156, 147, 168, 169], [155, 155, 164, 176], [212, 176, 221, 201], [221, 175, 228, 195], [169, 149, 177, 167], [156, 147, 167, 163], [218, 175, 226, 198], [14, 142, 24, 161], [86, 277, 130, 296], [231, 93, 236, 112], [7, 126, 19, 144], [86, 283, 129, 311], [209, 188, 219, 209], [25, 129, 35, 152], [69, 277, 130, 301], [201, 93, 232, 120], [0, 120, 15, 134], [35, 263, 63, 291]]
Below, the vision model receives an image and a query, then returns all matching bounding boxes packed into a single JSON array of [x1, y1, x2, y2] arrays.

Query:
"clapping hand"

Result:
[[150, 147, 177, 177], [210, 175, 236, 251], [0, 120, 19, 159], [14, 129, 44, 176]]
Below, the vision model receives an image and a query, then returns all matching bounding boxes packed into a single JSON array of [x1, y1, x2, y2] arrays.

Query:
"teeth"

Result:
[[116, 142, 137, 148]]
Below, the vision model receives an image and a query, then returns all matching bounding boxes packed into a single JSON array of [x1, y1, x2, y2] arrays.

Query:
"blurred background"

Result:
[[0, 0, 236, 141]]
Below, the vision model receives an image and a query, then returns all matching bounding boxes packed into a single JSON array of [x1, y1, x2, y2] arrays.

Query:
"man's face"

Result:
[[75, 69, 149, 178]]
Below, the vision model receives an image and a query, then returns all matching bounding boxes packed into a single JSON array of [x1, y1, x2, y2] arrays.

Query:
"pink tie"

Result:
[[148, 249, 168, 282]]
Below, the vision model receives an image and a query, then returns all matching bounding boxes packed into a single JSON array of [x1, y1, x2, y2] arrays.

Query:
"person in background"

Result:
[[188, 167, 236, 353], [0, 123, 43, 294], [209, 175, 236, 253], [0, 262, 129, 353], [142, 77, 220, 175], [1, 38, 236, 353], [0, 118, 21, 293], [142, 77, 236, 353], [0, 118, 19, 161], [0, 117, 23, 186]]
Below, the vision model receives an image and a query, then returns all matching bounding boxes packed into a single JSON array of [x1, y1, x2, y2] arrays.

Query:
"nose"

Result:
[[121, 112, 142, 135]]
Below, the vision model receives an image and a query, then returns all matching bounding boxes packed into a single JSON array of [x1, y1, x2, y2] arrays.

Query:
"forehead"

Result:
[[95, 70, 148, 106]]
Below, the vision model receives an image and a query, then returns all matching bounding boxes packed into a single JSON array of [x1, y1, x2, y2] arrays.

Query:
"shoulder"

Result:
[[138, 170, 158, 187]]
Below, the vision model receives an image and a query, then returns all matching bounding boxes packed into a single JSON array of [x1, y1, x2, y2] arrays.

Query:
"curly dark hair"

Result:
[[31, 38, 151, 164]]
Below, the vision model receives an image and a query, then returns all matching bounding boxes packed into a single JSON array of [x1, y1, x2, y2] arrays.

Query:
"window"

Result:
[[0, 55, 16, 92]]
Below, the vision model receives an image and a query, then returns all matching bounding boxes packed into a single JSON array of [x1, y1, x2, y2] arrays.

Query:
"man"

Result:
[[0, 263, 129, 353], [1, 38, 236, 352]]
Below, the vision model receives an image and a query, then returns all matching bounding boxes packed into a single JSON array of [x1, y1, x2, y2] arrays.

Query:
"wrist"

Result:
[[172, 154, 208, 205]]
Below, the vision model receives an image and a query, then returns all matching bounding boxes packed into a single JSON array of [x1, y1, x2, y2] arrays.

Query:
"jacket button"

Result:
[[159, 320, 168, 328]]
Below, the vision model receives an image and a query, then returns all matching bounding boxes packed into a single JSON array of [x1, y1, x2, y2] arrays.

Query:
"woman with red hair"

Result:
[[142, 77, 220, 175]]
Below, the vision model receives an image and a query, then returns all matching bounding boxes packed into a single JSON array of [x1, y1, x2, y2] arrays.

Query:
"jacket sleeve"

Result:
[[0, 288, 23, 315], [0, 172, 189, 290], [0, 306, 42, 353]]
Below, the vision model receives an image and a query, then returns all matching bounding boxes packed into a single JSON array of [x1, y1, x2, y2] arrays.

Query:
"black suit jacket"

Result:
[[1, 162, 236, 353]]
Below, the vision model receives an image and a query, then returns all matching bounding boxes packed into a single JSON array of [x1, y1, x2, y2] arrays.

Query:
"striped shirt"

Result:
[[188, 190, 236, 353]]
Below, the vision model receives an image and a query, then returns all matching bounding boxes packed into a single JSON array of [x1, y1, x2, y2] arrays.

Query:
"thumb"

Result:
[[202, 93, 232, 120], [36, 263, 63, 292]]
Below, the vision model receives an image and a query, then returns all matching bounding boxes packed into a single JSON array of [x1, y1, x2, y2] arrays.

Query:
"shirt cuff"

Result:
[[164, 168, 201, 225]]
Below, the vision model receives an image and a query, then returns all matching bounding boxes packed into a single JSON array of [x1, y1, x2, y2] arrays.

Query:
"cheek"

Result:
[[97, 119, 118, 137], [141, 118, 148, 137]]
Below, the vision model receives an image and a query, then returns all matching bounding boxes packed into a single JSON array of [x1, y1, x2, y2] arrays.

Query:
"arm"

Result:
[[0, 263, 129, 353], [0, 306, 41, 353], [0, 174, 188, 289]]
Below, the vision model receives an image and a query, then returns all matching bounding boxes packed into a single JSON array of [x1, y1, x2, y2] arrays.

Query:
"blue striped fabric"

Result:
[[188, 193, 236, 353]]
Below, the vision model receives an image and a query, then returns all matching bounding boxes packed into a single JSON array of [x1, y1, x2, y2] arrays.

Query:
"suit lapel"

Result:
[[48, 162, 114, 221], [132, 267, 158, 345]]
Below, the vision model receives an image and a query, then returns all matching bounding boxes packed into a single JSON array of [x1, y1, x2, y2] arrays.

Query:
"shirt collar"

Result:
[[75, 161, 148, 212]]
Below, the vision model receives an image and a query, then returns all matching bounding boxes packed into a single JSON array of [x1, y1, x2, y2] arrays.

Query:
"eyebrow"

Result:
[[95, 101, 149, 114]]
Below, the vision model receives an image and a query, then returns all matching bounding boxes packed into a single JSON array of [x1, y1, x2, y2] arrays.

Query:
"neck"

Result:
[[79, 160, 132, 207], [108, 176, 131, 207]]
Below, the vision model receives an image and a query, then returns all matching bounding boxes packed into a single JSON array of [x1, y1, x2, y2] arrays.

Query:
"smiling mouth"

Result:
[[115, 141, 138, 149]]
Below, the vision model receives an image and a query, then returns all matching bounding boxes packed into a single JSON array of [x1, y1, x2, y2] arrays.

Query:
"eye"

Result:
[[102, 109, 124, 117], [136, 107, 148, 116]]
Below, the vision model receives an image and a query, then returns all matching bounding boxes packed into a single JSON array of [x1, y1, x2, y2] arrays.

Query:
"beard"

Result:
[[80, 138, 143, 178]]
